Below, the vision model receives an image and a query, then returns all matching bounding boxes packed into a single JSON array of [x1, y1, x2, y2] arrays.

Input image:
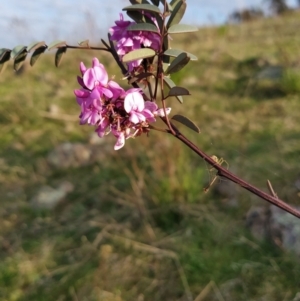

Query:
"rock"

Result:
[[47, 141, 112, 170], [47, 142, 92, 169], [293, 292, 300, 301], [269, 206, 300, 255], [30, 181, 74, 210], [246, 205, 300, 256]]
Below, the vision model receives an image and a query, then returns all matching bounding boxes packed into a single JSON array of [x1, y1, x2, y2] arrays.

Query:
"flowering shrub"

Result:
[[0, 1, 299, 220]]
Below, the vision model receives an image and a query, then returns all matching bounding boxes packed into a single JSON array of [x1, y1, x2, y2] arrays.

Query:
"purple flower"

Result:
[[109, 13, 161, 72], [74, 58, 172, 150], [124, 89, 147, 124]]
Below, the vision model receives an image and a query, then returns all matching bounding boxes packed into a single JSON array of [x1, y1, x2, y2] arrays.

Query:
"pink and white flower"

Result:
[[74, 58, 171, 150]]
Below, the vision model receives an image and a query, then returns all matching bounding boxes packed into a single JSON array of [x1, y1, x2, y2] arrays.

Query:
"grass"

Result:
[[1, 10, 300, 301]]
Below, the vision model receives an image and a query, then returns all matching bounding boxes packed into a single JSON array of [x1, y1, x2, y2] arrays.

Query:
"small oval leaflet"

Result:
[[123, 4, 161, 14], [129, 0, 150, 4], [168, 24, 198, 34], [164, 48, 198, 61], [27, 41, 46, 53], [55, 47, 67, 67], [123, 48, 156, 63], [0, 49, 11, 62], [127, 10, 145, 23], [30, 46, 47, 66], [168, 86, 190, 97], [150, 0, 160, 5], [127, 23, 158, 33], [48, 40, 66, 51], [163, 76, 183, 103], [11, 45, 27, 59], [0, 50, 11, 74], [171, 114, 200, 133], [167, 0, 186, 28], [14, 49, 27, 71], [165, 52, 190, 74]]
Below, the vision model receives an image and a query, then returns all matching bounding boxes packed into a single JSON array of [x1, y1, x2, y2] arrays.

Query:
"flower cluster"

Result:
[[74, 58, 170, 150], [109, 13, 161, 71]]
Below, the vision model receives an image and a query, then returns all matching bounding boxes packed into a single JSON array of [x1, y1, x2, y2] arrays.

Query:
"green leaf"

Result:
[[127, 11, 145, 23], [30, 45, 47, 66], [27, 41, 46, 52], [14, 49, 27, 71], [122, 4, 161, 14], [127, 23, 158, 33], [129, 0, 151, 4], [55, 47, 67, 67], [168, 24, 198, 34], [168, 86, 190, 97], [0, 48, 11, 61], [165, 52, 190, 74], [123, 48, 156, 63], [163, 62, 170, 72], [150, 0, 160, 5], [167, 0, 186, 28], [163, 77, 183, 103], [0, 50, 11, 74], [48, 40, 66, 51], [171, 114, 200, 133], [78, 40, 89, 47], [164, 48, 198, 61], [11, 45, 27, 59]]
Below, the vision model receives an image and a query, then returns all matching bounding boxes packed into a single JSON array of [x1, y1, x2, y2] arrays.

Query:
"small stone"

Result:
[[47, 142, 92, 169], [30, 181, 74, 210]]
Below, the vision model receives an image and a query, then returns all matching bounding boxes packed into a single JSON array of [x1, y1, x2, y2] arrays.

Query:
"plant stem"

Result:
[[66, 44, 110, 52], [168, 122, 300, 219]]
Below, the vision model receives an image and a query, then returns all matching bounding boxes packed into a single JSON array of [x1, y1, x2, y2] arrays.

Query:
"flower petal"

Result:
[[124, 91, 144, 113], [114, 132, 125, 150]]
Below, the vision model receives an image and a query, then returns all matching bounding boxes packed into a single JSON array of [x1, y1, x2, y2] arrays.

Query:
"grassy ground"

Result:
[[1, 10, 300, 301]]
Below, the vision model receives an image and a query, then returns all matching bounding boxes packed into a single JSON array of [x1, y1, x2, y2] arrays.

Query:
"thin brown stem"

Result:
[[66, 44, 110, 52], [166, 121, 300, 219]]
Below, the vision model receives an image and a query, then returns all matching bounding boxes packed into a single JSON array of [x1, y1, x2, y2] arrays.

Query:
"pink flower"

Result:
[[109, 13, 161, 72], [74, 89, 102, 125], [74, 58, 171, 151], [78, 58, 124, 100], [95, 117, 110, 137], [124, 89, 171, 124], [112, 130, 125, 150], [124, 90, 147, 124]]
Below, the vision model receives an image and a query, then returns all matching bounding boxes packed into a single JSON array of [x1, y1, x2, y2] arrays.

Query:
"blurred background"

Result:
[[1, 1, 300, 300], [1, 0, 299, 47]]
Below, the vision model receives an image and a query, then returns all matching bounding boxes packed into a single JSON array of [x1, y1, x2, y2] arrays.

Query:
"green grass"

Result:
[[1, 11, 300, 301]]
